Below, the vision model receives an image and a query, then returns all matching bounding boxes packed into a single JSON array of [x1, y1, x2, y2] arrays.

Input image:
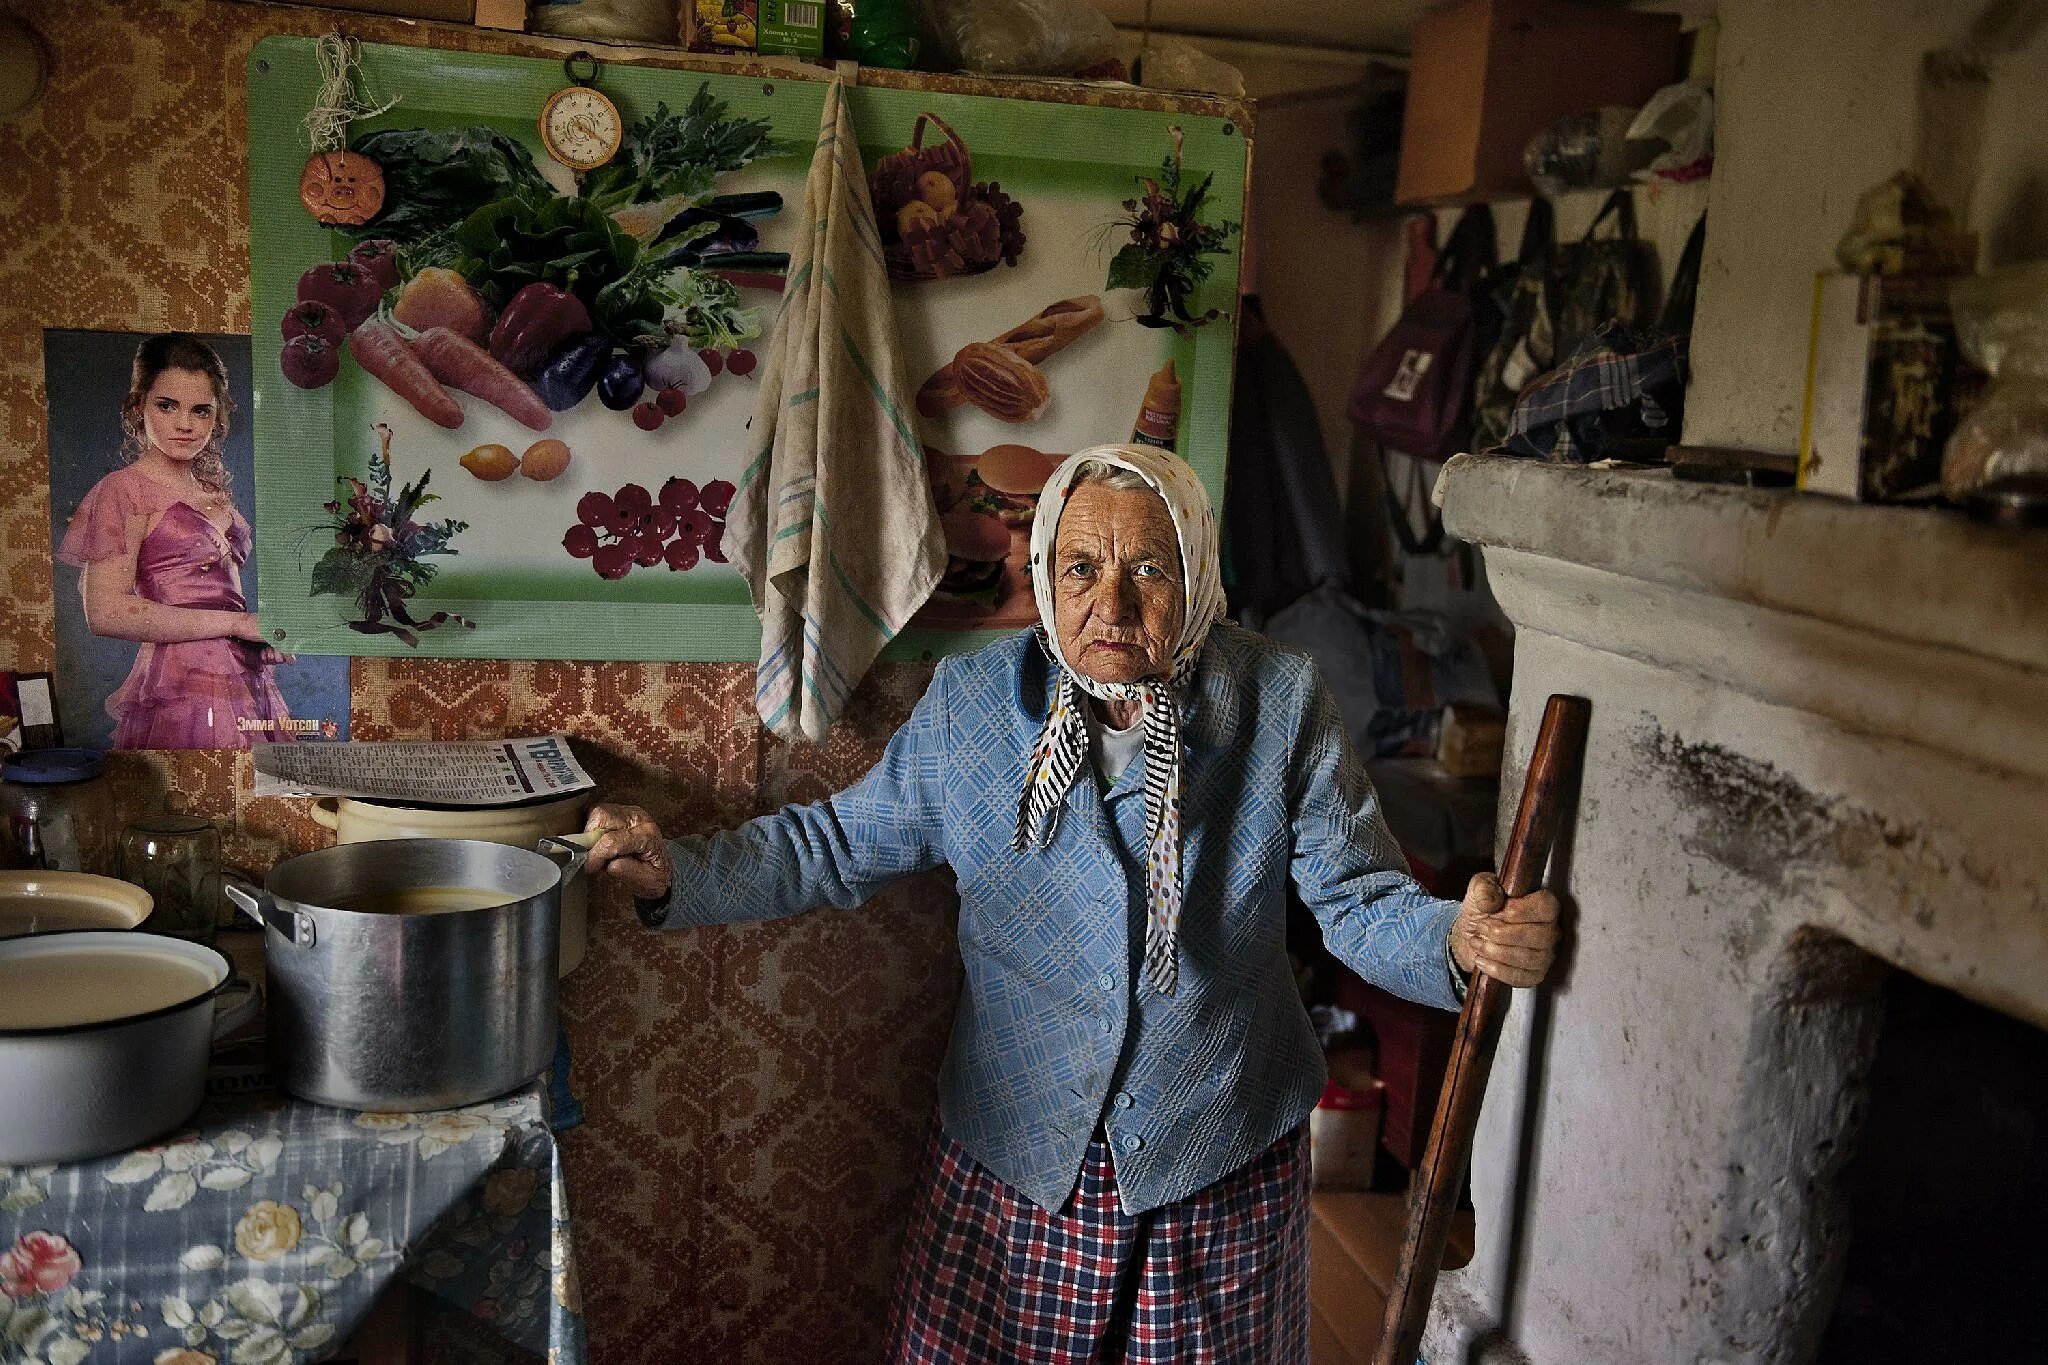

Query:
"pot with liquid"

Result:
[[226, 837, 588, 1112], [0, 931, 252, 1163]]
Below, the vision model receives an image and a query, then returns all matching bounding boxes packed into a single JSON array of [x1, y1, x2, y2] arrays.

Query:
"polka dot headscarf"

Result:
[[1013, 444, 1226, 996]]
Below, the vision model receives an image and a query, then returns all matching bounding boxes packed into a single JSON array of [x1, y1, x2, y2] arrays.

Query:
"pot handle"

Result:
[[211, 975, 261, 1041], [223, 882, 317, 949], [538, 830, 597, 886], [310, 797, 341, 832]]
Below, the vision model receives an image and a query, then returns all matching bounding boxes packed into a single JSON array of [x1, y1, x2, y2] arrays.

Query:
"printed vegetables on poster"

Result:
[[276, 85, 789, 441]]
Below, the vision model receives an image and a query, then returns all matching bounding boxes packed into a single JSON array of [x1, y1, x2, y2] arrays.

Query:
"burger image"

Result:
[[965, 444, 1062, 529], [936, 509, 1012, 606], [917, 444, 1064, 627], [924, 444, 970, 513]]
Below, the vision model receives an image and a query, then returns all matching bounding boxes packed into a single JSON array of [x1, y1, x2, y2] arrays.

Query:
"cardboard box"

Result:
[[473, 0, 527, 31], [309, 0, 477, 21], [686, 0, 758, 54], [757, 0, 824, 58], [1799, 273, 1979, 502], [1397, 0, 1681, 206]]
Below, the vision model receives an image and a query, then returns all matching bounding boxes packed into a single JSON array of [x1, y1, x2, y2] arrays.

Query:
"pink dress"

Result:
[[57, 464, 295, 749]]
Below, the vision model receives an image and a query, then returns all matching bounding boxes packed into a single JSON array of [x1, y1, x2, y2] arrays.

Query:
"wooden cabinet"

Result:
[[1397, 0, 1682, 207]]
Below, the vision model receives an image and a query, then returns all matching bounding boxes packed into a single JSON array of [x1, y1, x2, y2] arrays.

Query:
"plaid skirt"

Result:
[[884, 1114, 1310, 1364]]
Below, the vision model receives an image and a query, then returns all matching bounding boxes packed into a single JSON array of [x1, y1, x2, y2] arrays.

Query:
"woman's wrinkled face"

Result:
[[139, 368, 219, 465], [1051, 481, 1185, 686]]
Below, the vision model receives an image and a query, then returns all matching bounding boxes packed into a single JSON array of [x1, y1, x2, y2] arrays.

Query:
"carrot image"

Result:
[[414, 327, 554, 432], [348, 321, 464, 429]]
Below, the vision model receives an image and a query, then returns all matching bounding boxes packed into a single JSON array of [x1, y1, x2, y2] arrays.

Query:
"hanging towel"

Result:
[[728, 75, 945, 743]]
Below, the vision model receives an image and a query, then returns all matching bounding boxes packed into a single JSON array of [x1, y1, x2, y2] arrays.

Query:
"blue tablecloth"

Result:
[[0, 1084, 584, 1365]]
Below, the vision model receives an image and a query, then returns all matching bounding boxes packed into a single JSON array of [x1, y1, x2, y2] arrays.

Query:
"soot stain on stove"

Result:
[[1636, 728, 1918, 894]]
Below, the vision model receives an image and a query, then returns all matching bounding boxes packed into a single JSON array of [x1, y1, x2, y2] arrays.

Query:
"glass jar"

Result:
[[120, 815, 223, 946], [0, 748, 115, 875]]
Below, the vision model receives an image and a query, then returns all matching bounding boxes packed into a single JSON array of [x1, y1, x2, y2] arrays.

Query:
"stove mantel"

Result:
[[1423, 456, 2047, 1364]]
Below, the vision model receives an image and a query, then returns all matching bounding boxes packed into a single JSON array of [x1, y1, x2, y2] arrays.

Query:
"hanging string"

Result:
[[302, 32, 398, 153]]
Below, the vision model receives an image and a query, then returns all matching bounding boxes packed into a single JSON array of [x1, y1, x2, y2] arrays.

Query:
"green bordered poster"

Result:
[[249, 38, 1246, 661]]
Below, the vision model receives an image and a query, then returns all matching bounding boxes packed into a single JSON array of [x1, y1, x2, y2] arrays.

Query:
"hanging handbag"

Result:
[[1505, 213, 1707, 464], [1548, 188, 1653, 362], [1348, 205, 1497, 461], [1471, 199, 1557, 450]]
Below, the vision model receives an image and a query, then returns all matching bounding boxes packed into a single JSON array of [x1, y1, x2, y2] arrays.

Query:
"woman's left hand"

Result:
[[583, 802, 673, 901], [1449, 873, 1561, 988]]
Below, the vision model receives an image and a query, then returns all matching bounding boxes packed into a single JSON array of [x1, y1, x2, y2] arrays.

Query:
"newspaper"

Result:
[[251, 734, 595, 806]]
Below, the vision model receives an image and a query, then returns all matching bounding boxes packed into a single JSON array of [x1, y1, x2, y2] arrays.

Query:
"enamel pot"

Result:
[[0, 930, 254, 1164]]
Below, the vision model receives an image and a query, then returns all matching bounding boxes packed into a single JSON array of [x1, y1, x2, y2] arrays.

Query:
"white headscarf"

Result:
[[1013, 443, 1226, 995]]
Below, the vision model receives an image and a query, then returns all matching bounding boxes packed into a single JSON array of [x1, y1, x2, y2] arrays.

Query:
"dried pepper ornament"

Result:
[[308, 425, 473, 647], [1103, 127, 1241, 334]]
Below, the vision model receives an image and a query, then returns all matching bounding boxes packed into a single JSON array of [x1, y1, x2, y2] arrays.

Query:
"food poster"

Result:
[[43, 331, 351, 749], [248, 38, 1246, 661]]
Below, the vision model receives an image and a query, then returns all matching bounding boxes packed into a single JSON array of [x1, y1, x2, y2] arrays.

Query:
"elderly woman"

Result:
[[587, 443, 1559, 1361]]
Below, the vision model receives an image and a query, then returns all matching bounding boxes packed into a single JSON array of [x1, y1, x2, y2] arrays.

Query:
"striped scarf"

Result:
[[1012, 446, 1226, 996]]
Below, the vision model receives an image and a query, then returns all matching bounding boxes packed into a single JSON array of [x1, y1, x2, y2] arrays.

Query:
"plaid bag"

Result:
[[1504, 214, 1707, 464]]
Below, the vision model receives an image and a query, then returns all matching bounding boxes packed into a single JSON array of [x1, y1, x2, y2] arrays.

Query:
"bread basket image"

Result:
[[869, 112, 1028, 283]]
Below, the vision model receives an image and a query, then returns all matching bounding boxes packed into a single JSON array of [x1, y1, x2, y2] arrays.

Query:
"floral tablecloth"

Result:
[[0, 1084, 584, 1365]]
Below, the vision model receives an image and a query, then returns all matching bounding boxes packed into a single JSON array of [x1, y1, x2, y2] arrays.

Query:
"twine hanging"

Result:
[[302, 32, 397, 152]]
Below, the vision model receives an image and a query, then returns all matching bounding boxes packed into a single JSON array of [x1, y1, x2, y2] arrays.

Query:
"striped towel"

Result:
[[728, 77, 944, 743]]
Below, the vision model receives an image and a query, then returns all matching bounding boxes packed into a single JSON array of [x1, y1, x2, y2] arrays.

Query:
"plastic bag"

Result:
[[1626, 81, 1714, 182], [832, 0, 921, 68], [924, 0, 1117, 77], [1523, 106, 1649, 199], [1942, 263, 2048, 500], [1140, 39, 1244, 97], [529, 0, 678, 44]]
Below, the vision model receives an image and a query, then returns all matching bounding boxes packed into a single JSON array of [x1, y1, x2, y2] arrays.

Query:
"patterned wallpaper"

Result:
[[0, 3, 962, 1360]]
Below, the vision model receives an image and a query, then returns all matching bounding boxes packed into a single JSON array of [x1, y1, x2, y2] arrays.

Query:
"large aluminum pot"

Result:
[[227, 837, 588, 1112], [311, 792, 592, 976], [0, 930, 252, 1164]]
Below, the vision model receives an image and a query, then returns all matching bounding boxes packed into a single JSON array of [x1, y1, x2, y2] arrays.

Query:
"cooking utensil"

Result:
[[311, 791, 593, 975], [0, 870, 152, 935], [1374, 694, 1591, 1365], [227, 835, 589, 1112], [0, 930, 254, 1164]]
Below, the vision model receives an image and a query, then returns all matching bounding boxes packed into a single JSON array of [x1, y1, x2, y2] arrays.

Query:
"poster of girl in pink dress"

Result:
[[46, 331, 348, 750]]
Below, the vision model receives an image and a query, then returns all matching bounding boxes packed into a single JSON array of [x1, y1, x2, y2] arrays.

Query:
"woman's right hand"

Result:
[[584, 803, 673, 901]]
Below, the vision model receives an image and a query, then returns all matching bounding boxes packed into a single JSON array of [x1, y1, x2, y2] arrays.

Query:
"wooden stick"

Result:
[[1373, 693, 1591, 1365]]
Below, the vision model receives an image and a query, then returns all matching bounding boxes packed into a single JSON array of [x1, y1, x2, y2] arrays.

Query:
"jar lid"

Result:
[[2, 748, 107, 784]]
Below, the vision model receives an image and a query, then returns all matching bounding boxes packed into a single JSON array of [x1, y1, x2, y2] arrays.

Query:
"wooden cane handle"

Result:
[[1372, 693, 1591, 1365]]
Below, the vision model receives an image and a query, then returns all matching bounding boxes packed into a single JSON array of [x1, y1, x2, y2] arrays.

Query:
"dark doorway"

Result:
[[1817, 971, 2048, 1362]]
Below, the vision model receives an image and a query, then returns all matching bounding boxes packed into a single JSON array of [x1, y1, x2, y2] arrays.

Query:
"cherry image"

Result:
[[593, 544, 633, 580], [576, 491, 615, 528], [665, 540, 700, 572], [699, 479, 736, 517], [727, 349, 758, 378], [562, 524, 599, 559], [660, 477, 700, 512]]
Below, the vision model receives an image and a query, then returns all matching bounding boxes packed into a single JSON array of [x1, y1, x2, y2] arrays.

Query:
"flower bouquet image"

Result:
[[869, 112, 1027, 283], [309, 424, 472, 647]]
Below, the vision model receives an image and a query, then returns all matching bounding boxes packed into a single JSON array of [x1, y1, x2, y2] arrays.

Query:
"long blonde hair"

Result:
[[120, 333, 234, 494]]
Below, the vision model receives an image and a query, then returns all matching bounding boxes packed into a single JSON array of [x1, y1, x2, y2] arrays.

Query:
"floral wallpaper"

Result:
[[0, 3, 962, 1360]]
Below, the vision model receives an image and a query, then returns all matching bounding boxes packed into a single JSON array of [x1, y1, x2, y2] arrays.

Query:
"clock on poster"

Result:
[[539, 78, 622, 172]]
